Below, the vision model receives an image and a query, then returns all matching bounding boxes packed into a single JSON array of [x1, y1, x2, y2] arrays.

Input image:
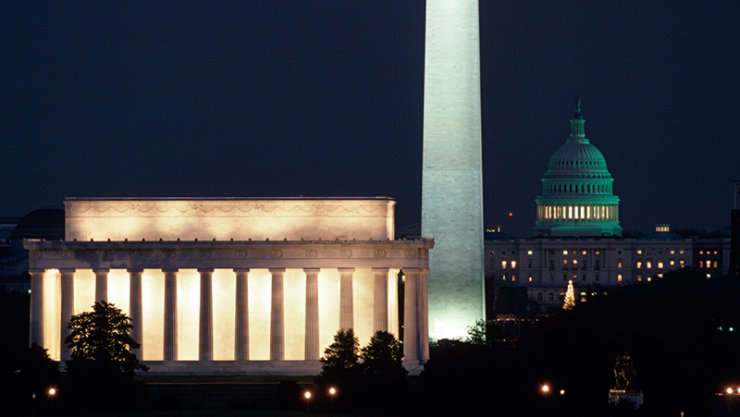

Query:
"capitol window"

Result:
[[636, 261, 642, 269], [617, 275, 623, 282], [527, 250, 533, 255], [501, 260, 507, 269], [511, 260, 517, 269], [657, 260, 664, 269]]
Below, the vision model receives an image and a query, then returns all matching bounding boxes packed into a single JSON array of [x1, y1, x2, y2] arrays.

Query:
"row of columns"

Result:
[[30, 267, 428, 364], [539, 204, 619, 222]]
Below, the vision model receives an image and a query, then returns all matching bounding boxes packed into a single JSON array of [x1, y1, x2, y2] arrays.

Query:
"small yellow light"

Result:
[[304, 391, 312, 399], [541, 384, 550, 394], [559, 389, 565, 395], [48, 387, 56, 397], [727, 387, 734, 395]]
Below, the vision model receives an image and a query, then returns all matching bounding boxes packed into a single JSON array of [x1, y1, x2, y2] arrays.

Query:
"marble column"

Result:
[[60, 269, 75, 361], [338, 267, 354, 330], [163, 269, 178, 361], [234, 268, 250, 361], [199, 269, 213, 361], [304, 268, 320, 360], [29, 269, 45, 348], [372, 267, 389, 332], [128, 269, 143, 355], [403, 268, 419, 363], [270, 268, 285, 361], [419, 268, 430, 362], [94, 268, 108, 302]]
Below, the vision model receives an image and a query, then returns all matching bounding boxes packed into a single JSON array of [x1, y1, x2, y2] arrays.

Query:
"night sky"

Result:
[[3, 1, 738, 237]]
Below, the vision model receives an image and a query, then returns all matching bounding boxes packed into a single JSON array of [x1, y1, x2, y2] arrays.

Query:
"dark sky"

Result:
[[2, 1, 738, 237]]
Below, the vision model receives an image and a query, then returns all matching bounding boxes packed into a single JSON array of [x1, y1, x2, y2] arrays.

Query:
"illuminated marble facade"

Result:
[[26, 197, 432, 375], [422, 0, 485, 341]]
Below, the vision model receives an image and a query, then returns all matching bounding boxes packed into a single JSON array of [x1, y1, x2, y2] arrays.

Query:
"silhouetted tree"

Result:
[[361, 330, 405, 379], [319, 328, 360, 379], [66, 301, 147, 375], [64, 301, 147, 412], [358, 331, 407, 413], [465, 318, 497, 345]]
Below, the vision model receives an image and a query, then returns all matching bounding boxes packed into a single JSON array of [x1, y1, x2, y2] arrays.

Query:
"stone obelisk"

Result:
[[422, 0, 485, 340]]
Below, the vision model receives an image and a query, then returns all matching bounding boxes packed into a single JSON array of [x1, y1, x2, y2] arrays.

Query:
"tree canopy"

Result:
[[65, 301, 147, 375], [360, 330, 405, 380], [319, 328, 359, 377]]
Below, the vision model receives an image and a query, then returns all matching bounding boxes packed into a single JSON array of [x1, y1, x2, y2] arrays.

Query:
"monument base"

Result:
[[608, 389, 644, 409]]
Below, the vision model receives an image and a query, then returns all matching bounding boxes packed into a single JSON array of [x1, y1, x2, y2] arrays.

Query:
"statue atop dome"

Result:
[[574, 97, 583, 119]]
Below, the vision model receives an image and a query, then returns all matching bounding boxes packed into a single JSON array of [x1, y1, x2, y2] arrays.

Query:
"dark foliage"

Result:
[[415, 269, 740, 416], [361, 330, 406, 380], [63, 301, 147, 412], [316, 328, 362, 410], [0, 285, 63, 414], [316, 329, 411, 414]]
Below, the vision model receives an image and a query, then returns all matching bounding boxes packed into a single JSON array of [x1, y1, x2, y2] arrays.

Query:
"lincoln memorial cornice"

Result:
[[25, 238, 433, 270]]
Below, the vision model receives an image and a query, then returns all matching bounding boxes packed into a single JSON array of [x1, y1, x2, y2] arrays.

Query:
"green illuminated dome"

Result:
[[534, 99, 622, 237]]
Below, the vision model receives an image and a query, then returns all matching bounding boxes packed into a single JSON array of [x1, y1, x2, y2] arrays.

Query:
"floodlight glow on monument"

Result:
[[26, 197, 432, 375], [422, 0, 485, 340]]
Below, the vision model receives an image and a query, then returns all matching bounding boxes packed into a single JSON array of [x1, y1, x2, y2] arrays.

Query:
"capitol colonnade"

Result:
[[25, 197, 433, 375]]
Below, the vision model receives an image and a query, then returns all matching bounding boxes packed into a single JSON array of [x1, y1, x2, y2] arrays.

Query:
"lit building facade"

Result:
[[534, 99, 622, 237], [25, 197, 433, 375], [487, 103, 730, 319]]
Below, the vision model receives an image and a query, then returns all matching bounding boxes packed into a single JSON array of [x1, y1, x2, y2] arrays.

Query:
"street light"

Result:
[[329, 386, 337, 417], [540, 383, 550, 394], [48, 386, 57, 415], [303, 390, 311, 412]]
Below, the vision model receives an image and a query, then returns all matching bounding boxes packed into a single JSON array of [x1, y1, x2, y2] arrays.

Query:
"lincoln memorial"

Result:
[[25, 197, 433, 375]]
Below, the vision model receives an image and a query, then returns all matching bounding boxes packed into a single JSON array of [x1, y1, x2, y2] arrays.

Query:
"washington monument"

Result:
[[422, 0, 485, 340]]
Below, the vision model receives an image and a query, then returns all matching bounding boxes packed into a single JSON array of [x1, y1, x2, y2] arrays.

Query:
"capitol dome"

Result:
[[534, 99, 622, 237]]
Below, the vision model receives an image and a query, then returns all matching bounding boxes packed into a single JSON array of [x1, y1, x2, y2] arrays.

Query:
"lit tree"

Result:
[[563, 280, 576, 310]]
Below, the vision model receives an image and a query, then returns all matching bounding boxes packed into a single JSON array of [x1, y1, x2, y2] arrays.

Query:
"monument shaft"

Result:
[[422, 0, 485, 340]]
